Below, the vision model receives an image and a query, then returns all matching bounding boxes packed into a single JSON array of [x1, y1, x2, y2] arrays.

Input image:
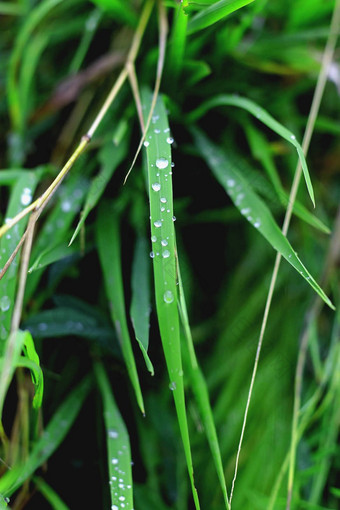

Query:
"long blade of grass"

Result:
[[193, 128, 334, 309], [0, 375, 91, 497], [142, 89, 200, 509], [188, 94, 315, 205], [96, 202, 145, 414], [177, 261, 230, 510], [94, 362, 134, 510], [130, 235, 153, 375], [187, 0, 255, 34]]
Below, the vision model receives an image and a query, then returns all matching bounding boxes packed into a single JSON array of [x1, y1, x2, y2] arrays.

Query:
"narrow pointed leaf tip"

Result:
[[188, 94, 315, 206], [193, 128, 334, 310]]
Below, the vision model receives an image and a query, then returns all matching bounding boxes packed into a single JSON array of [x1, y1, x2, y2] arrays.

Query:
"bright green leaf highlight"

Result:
[[187, 0, 255, 34]]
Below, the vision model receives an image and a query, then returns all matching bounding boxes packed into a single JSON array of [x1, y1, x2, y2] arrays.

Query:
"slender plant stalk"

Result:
[[229, 1, 340, 506]]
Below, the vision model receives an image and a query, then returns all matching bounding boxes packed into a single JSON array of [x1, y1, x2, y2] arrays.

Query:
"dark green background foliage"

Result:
[[0, 1, 339, 509]]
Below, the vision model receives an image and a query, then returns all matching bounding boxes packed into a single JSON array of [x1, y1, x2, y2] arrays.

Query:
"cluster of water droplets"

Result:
[[108, 429, 134, 510]]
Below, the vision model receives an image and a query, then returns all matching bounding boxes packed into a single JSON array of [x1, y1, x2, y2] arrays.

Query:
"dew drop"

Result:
[[0, 296, 10, 312], [227, 179, 235, 187], [156, 157, 169, 169], [108, 429, 118, 439], [20, 187, 32, 206], [160, 197, 167, 203], [161, 239, 168, 247], [143, 141, 149, 147], [119, 496, 125, 502], [112, 506, 119, 510], [254, 220, 261, 228], [172, 216, 176, 222], [154, 220, 162, 228], [169, 381, 177, 391], [151, 235, 157, 243], [166, 136, 174, 144], [154, 128, 160, 134], [152, 182, 161, 192], [171, 162, 175, 168], [290, 134, 296, 140], [111, 458, 119, 465], [163, 290, 174, 304], [150, 251, 155, 258], [161, 207, 165, 212], [162, 250, 170, 258], [61, 200, 72, 212], [241, 208, 250, 215]]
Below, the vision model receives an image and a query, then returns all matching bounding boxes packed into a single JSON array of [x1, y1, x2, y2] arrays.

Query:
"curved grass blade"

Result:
[[96, 202, 145, 414], [69, 137, 127, 246], [142, 89, 200, 509], [187, 0, 255, 34], [177, 262, 230, 510], [94, 362, 134, 510], [22, 330, 43, 408], [34, 477, 70, 510], [0, 375, 91, 498], [188, 94, 315, 206], [193, 128, 334, 309], [244, 120, 330, 233], [130, 235, 153, 375]]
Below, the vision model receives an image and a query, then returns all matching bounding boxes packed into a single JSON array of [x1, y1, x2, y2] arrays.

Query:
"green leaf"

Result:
[[22, 330, 44, 408], [193, 128, 334, 309], [142, 88, 200, 510], [0, 375, 91, 497], [94, 362, 134, 510], [188, 94, 315, 206], [96, 202, 145, 413], [187, 0, 255, 34], [130, 235, 153, 375]]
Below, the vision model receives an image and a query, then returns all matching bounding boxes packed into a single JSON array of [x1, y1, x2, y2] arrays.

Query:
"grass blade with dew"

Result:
[[96, 201, 145, 414], [69, 135, 127, 246], [0, 169, 45, 348], [187, 0, 255, 34], [188, 94, 315, 206], [177, 259, 230, 510], [193, 128, 334, 309], [130, 235, 153, 375], [94, 362, 134, 510], [0, 375, 91, 498], [142, 88, 200, 510]]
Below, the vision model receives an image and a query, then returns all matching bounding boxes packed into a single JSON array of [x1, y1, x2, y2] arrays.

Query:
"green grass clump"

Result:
[[0, 1, 339, 509]]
